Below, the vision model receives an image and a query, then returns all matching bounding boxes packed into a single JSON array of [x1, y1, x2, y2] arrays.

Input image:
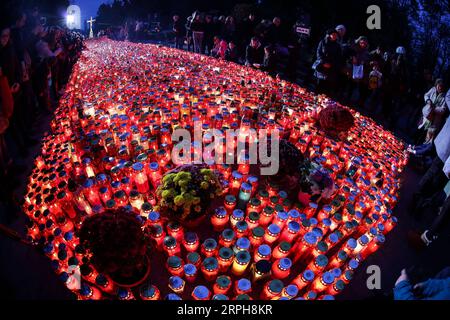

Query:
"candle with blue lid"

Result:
[[282, 284, 299, 299], [192, 285, 211, 300], [235, 278, 252, 295], [213, 275, 232, 295], [184, 263, 197, 283], [230, 209, 244, 228], [264, 224, 281, 245], [218, 247, 234, 272], [292, 269, 315, 291], [272, 258, 292, 279], [168, 276, 185, 294], [233, 237, 250, 254], [232, 250, 251, 276]]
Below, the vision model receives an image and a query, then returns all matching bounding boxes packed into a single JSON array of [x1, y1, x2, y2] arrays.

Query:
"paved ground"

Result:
[[0, 40, 449, 300]]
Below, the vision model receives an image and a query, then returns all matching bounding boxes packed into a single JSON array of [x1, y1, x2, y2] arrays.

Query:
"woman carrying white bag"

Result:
[[418, 79, 448, 144]]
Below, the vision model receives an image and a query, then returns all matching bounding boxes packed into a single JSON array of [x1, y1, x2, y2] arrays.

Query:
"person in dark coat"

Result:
[[202, 15, 215, 55], [313, 29, 342, 96], [261, 45, 277, 76], [172, 15, 184, 50], [225, 40, 239, 63], [245, 37, 264, 68], [240, 13, 257, 47]]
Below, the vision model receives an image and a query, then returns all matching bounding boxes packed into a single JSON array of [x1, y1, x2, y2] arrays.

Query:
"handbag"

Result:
[[352, 64, 364, 80]]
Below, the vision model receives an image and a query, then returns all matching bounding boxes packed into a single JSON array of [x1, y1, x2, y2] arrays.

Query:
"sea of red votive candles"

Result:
[[22, 39, 408, 300]]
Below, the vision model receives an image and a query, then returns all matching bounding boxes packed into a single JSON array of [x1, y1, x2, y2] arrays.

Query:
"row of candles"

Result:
[[23, 39, 407, 300]]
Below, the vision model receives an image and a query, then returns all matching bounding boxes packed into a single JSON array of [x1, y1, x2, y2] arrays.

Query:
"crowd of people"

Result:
[[168, 10, 450, 299], [0, 8, 85, 203]]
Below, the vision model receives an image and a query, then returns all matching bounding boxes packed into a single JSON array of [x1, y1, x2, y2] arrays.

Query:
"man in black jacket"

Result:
[[245, 37, 264, 68], [313, 29, 342, 96], [172, 15, 184, 50]]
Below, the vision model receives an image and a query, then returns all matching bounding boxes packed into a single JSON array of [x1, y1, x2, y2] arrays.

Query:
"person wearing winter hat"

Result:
[[312, 29, 342, 96], [335, 24, 346, 45]]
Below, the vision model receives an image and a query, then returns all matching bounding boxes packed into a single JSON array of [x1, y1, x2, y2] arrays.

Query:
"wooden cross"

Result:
[[87, 16, 96, 38]]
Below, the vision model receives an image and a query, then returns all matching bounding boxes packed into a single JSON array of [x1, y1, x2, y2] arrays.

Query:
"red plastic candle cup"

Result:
[[329, 250, 348, 268], [184, 263, 197, 283], [345, 259, 359, 273], [264, 224, 281, 245], [167, 221, 184, 242], [163, 236, 180, 257], [234, 220, 249, 238], [312, 271, 335, 292], [148, 162, 162, 188], [140, 283, 160, 300], [272, 242, 291, 260], [233, 237, 251, 254], [293, 232, 318, 263], [307, 254, 328, 274], [292, 269, 315, 291], [325, 231, 340, 250], [261, 279, 284, 300], [361, 234, 385, 259], [303, 290, 318, 300], [282, 284, 299, 299], [201, 257, 219, 282], [273, 210, 289, 229], [224, 195, 237, 214], [327, 279, 345, 296], [235, 278, 252, 295], [201, 238, 218, 257], [219, 228, 236, 248], [384, 216, 397, 233], [250, 227, 265, 247], [168, 276, 185, 294], [232, 250, 251, 276], [166, 256, 184, 277], [150, 224, 165, 249], [230, 209, 245, 228], [246, 211, 260, 230], [257, 190, 270, 208], [247, 198, 262, 215], [83, 179, 102, 207], [354, 234, 370, 254], [317, 205, 332, 222], [343, 238, 357, 255], [192, 285, 211, 300], [272, 258, 292, 280], [254, 244, 271, 262], [211, 207, 229, 231], [287, 209, 301, 224], [340, 270, 354, 284], [183, 232, 199, 252], [186, 252, 201, 269], [280, 221, 300, 243], [230, 171, 243, 195], [79, 283, 103, 300], [312, 241, 329, 258], [259, 206, 274, 227], [213, 275, 232, 295], [218, 247, 234, 272], [304, 202, 318, 219], [132, 162, 149, 194]]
